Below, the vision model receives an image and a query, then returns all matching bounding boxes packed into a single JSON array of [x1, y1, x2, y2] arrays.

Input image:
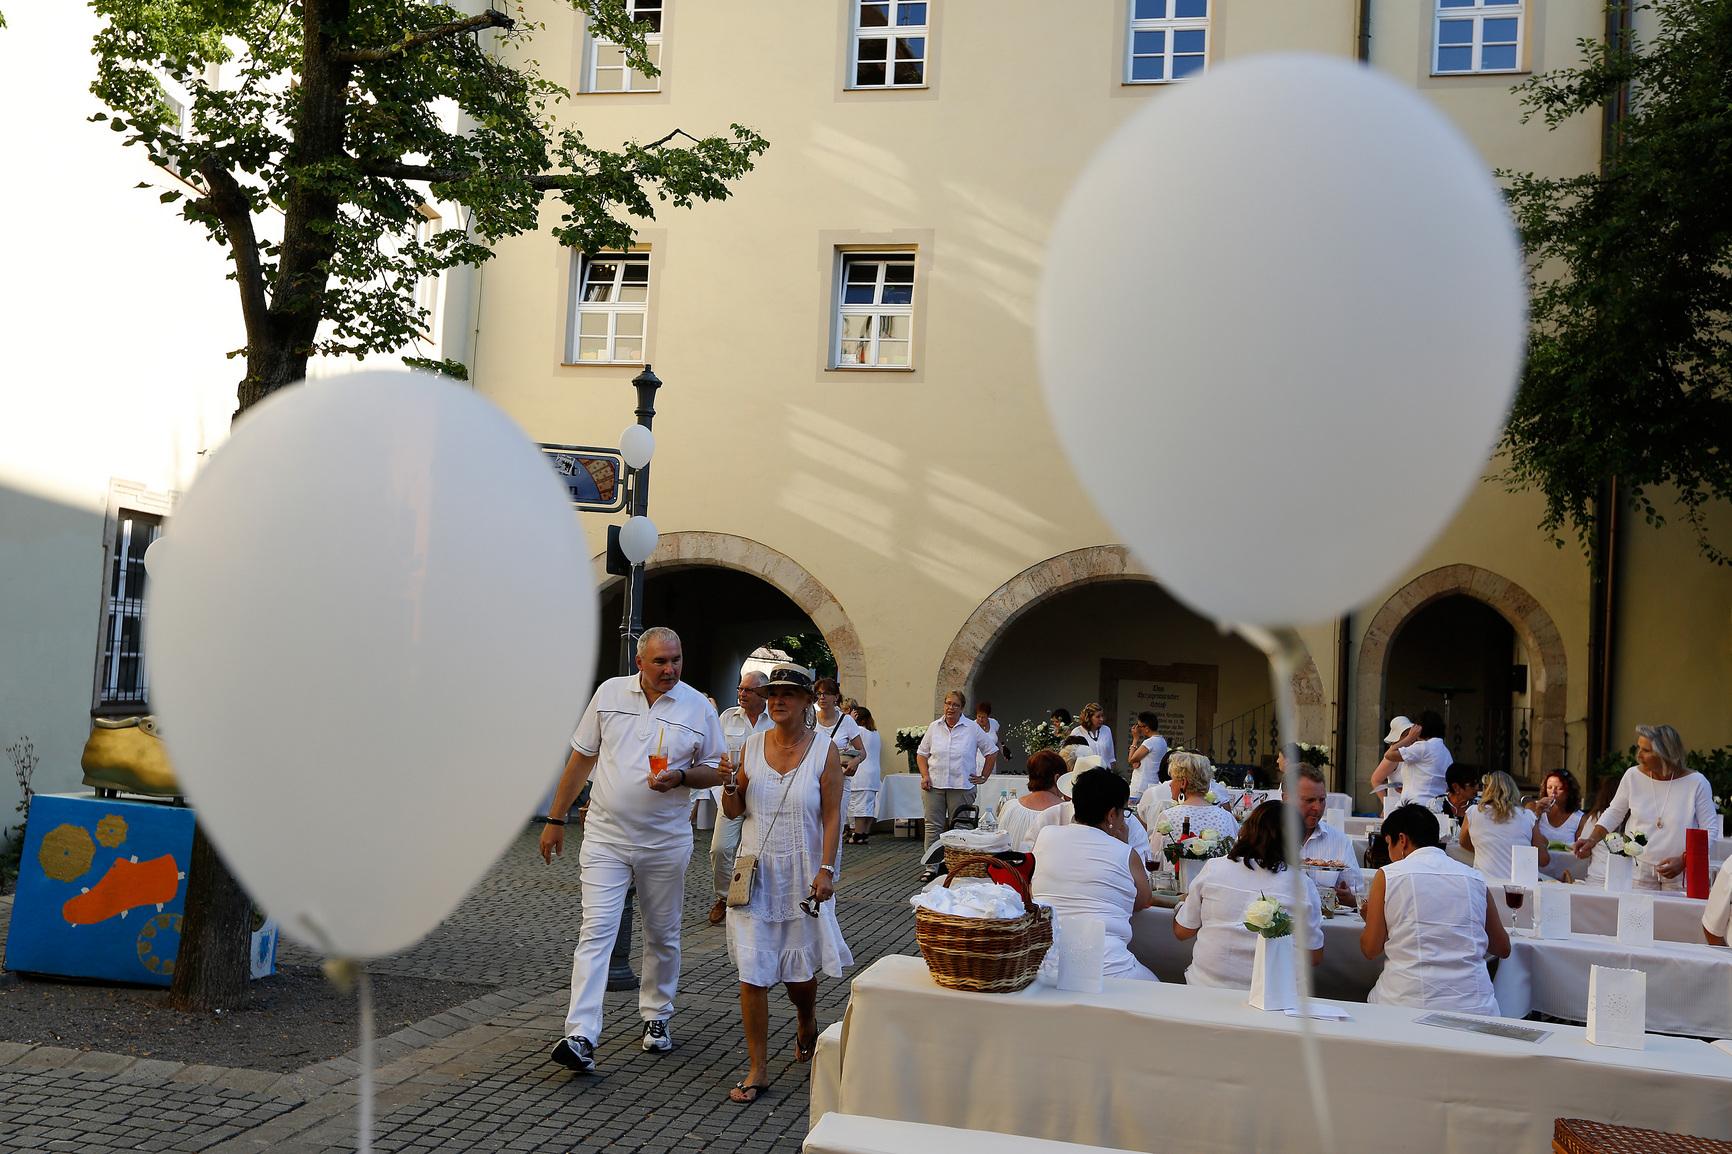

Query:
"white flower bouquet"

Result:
[[1163, 825, 1230, 864], [1243, 895, 1293, 939], [1604, 830, 1648, 858]]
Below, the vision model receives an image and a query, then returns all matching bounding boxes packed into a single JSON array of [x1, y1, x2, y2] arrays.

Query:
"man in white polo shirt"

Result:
[[538, 626, 725, 1074], [916, 689, 997, 882]]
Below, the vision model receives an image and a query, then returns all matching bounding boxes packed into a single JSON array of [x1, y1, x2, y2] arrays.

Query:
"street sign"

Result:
[[540, 444, 629, 512]]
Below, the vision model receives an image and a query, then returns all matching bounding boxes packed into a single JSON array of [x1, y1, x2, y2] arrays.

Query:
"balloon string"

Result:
[[1239, 623, 1337, 1152], [357, 962, 375, 1154]]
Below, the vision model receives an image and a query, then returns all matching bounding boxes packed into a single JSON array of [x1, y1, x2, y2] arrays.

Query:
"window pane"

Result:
[[883, 263, 915, 283], [622, 261, 649, 283], [842, 315, 873, 339], [1134, 0, 1167, 17], [1436, 19, 1473, 45], [614, 339, 643, 361], [859, 3, 889, 28], [1174, 0, 1207, 15], [578, 336, 610, 360], [628, 69, 657, 91], [1483, 17, 1518, 41], [1133, 30, 1165, 54], [1480, 43, 1517, 69], [857, 37, 887, 61], [584, 282, 614, 303], [1436, 44, 1472, 71], [1486, 0, 1521, 5], [855, 61, 887, 86], [592, 67, 623, 92], [842, 284, 876, 305], [846, 261, 879, 283], [1131, 56, 1165, 81], [579, 312, 609, 336], [895, 36, 924, 61], [893, 60, 924, 85], [897, 2, 927, 26], [1439, 0, 1475, 6], [838, 341, 868, 366], [881, 283, 913, 305], [1173, 29, 1205, 53], [877, 314, 910, 340], [1171, 54, 1205, 79], [618, 284, 648, 303], [615, 312, 644, 337], [875, 340, 910, 366]]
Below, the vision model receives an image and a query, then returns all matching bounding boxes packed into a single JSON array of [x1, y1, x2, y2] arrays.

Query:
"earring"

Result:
[[805, 704, 817, 730]]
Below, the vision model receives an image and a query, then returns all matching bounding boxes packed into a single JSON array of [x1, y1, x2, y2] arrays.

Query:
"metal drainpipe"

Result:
[[1587, 1, 1633, 765], [1356, 0, 1371, 63], [1335, 3, 1368, 796]]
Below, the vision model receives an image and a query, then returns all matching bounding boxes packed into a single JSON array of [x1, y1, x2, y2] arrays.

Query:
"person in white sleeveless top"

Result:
[[1460, 771, 1549, 880], [1576, 776, 1621, 886], [719, 665, 852, 1106], [844, 705, 883, 845], [1360, 804, 1509, 1016], [1127, 711, 1168, 804], [1529, 769, 1585, 880], [1155, 751, 1239, 843], [997, 750, 1070, 853], [1070, 702, 1117, 770], [1032, 768, 1157, 981], [1371, 712, 1452, 812], [1174, 801, 1324, 988], [1572, 725, 1716, 892]]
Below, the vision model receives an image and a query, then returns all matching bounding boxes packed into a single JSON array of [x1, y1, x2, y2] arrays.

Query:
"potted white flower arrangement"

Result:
[[894, 725, 928, 774], [1602, 830, 1648, 892], [1157, 823, 1229, 893], [1243, 894, 1297, 1011]]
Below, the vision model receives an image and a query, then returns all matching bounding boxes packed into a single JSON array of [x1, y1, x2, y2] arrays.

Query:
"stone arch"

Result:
[[592, 531, 866, 696], [1355, 564, 1567, 780], [933, 545, 1326, 737]]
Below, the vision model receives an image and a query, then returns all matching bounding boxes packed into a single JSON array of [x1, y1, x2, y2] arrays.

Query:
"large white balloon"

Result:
[[1038, 55, 1526, 627], [619, 424, 655, 471], [147, 371, 595, 958], [618, 515, 659, 564]]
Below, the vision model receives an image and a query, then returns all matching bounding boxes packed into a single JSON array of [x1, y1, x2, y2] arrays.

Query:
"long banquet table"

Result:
[[834, 955, 1732, 1154], [876, 773, 1032, 823]]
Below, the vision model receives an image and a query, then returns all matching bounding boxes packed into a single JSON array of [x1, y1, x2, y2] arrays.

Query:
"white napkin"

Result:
[[910, 881, 1026, 920], [939, 829, 1012, 853]]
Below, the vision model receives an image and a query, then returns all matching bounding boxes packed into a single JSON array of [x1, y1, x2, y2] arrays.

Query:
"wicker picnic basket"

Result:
[[941, 845, 1002, 878], [914, 868, 1053, 993]]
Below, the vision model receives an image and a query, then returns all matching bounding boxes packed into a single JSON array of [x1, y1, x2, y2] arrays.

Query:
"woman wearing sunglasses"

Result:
[[718, 663, 853, 1106]]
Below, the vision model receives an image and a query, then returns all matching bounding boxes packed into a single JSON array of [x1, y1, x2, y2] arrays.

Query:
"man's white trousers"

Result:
[[563, 837, 692, 1042]]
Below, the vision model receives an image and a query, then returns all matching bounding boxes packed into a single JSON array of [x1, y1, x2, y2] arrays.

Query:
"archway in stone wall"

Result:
[[934, 545, 1327, 765], [1355, 564, 1567, 799], [593, 531, 867, 700]]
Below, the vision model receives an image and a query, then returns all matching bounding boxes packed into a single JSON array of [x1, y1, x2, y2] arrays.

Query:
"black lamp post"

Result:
[[606, 365, 662, 991]]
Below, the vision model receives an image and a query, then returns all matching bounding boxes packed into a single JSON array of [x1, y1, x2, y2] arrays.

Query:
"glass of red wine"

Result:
[[1503, 885, 1528, 933]]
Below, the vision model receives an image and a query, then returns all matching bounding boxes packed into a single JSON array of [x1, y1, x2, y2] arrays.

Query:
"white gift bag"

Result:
[[1248, 934, 1298, 1011], [1536, 886, 1573, 939], [1604, 852, 1633, 892], [1055, 916, 1106, 994], [1511, 846, 1540, 888], [1177, 857, 1208, 894], [1616, 894, 1655, 947], [1586, 965, 1646, 1050]]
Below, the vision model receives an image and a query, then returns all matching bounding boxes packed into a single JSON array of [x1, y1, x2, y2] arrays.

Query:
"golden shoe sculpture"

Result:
[[81, 715, 183, 798]]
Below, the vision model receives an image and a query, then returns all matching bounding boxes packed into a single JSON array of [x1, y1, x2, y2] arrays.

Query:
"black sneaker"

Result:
[[551, 1035, 596, 1073], [641, 1018, 673, 1053]]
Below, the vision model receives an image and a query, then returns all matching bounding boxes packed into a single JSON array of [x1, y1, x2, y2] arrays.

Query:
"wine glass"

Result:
[[1502, 885, 1528, 934]]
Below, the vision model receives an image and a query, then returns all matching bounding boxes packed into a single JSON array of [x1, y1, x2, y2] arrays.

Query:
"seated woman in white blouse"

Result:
[[1459, 771, 1549, 880], [1361, 804, 1509, 1017], [997, 750, 1070, 853], [1172, 800, 1323, 989], [1155, 752, 1240, 843], [1032, 768, 1157, 982], [1572, 725, 1716, 891]]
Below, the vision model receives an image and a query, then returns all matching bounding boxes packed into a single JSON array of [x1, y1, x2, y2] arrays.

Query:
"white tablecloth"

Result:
[[875, 774, 1032, 823], [836, 956, 1732, 1154], [1517, 884, 1710, 944], [811, 1022, 843, 1130], [1493, 931, 1732, 1036], [1128, 906, 1383, 1001]]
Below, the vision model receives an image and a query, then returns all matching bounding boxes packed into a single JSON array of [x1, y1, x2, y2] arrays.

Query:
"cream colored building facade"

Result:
[[470, 0, 1730, 801]]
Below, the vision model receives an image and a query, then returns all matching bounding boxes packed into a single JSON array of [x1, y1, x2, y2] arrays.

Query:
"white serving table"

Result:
[[835, 956, 1732, 1154], [875, 774, 1032, 824]]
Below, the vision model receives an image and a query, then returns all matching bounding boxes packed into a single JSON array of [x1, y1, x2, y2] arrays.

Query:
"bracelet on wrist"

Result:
[[819, 864, 836, 875], [542, 816, 566, 827]]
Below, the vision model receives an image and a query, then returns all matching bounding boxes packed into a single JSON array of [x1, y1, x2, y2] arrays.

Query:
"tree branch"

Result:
[[332, 10, 513, 64], [196, 159, 269, 346], [357, 131, 735, 188]]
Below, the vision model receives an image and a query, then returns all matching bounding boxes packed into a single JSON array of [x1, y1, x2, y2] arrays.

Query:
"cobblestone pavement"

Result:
[[0, 826, 926, 1153]]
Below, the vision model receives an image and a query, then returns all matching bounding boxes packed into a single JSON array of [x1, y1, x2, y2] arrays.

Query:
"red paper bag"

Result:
[[1685, 827, 1710, 900]]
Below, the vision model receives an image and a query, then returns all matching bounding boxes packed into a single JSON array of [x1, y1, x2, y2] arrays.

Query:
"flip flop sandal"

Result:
[[729, 1081, 770, 1106], [794, 1026, 819, 1063]]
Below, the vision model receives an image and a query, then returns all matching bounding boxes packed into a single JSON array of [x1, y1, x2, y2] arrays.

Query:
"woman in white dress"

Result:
[[1174, 801, 1324, 989], [1360, 804, 1509, 1016], [1154, 751, 1239, 844], [1460, 771, 1549, 880], [998, 750, 1070, 853], [844, 705, 883, 844], [720, 665, 852, 1105], [1572, 725, 1716, 891], [1070, 702, 1117, 770], [1031, 768, 1157, 981]]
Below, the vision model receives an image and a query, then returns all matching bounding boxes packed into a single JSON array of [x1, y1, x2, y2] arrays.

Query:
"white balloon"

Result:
[[619, 424, 655, 471], [142, 534, 169, 576], [1038, 55, 1526, 627], [147, 371, 595, 958], [618, 515, 659, 564]]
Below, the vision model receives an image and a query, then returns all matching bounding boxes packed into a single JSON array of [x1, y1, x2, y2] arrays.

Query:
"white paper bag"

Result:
[[1326, 805, 1350, 832], [1248, 934, 1298, 1011], [1177, 857, 1207, 895], [1511, 846, 1540, 887], [1604, 852, 1633, 892], [1586, 965, 1646, 1050], [1616, 894, 1655, 947], [1536, 886, 1573, 939], [1055, 916, 1105, 994]]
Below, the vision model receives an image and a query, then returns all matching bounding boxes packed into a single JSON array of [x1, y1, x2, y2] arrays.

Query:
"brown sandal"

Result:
[[794, 1025, 819, 1063], [729, 1080, 770, 1105]]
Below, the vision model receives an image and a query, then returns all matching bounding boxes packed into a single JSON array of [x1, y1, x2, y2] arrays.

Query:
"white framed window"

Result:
[[570, 252, 650, 363], [1126, 0, 1209, 84], [835, 252, 915, 368], [1434, 0, 1523, 74], [589, 0, 663, 92], [96, 510, 162, 709], [851, 1, 927, 89]]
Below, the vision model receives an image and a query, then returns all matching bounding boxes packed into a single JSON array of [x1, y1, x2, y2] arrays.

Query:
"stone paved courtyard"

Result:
[[0, 826, 926, 1153]]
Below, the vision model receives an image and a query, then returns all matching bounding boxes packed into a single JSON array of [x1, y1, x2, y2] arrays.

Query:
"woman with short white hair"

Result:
[[1156, 751, 1239, 841], [1572, 725, 1716, 891]]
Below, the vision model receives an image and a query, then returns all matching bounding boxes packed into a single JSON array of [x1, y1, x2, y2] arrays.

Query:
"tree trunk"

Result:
[[167, 825, 255, 1011]]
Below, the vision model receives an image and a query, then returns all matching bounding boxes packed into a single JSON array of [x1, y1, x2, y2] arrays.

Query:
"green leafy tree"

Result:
[[90, 0, 766, 1010], [1499, 0, 1732, 564], [771, 631, 838, 682]]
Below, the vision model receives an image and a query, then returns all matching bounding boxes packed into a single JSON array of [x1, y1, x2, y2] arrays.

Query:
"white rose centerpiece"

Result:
[[1243, 894, 1293, 939]]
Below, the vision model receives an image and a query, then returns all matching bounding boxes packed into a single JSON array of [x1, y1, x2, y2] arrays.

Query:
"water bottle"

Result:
[[1243, 770, 1255, 792], [980, 799, 997, 833]]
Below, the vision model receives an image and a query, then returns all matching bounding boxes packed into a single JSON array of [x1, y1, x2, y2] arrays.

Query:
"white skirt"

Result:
[[847, 789, 879, 819], [727, 905, 854, 987]]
